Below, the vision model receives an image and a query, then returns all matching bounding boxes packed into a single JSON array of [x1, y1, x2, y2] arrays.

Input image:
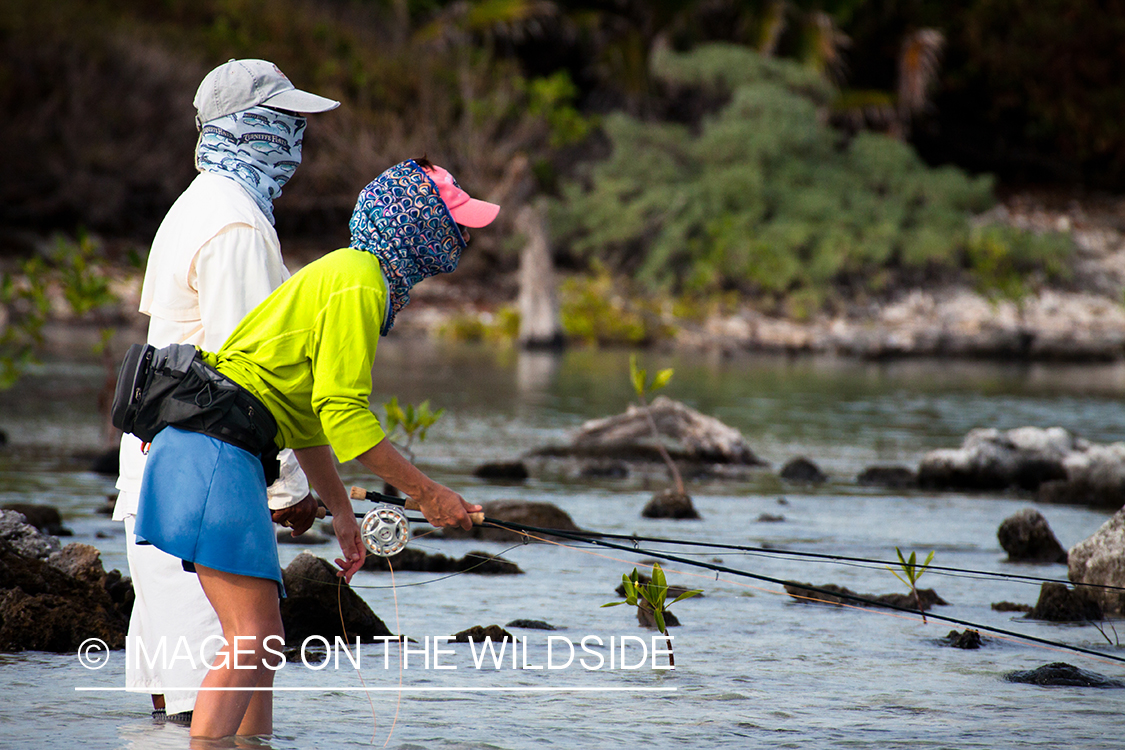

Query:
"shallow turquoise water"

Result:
[[1, 340, 1123, 749]]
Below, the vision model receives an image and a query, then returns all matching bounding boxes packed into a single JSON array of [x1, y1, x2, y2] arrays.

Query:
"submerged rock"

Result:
[[992, 601, 1033, 613], [505, 619, 557, 630], [641, 489, 700, 520], [1068, 508, 1125, 616], [363, 548, 522, 575], [941, 629, 984, 649], [437, 500, 581, 543], [997, 509, 1068, 563], [1025, 582, 1103, 622], [452, 624, 513, 643], [1005, 662, 1125, 688], [857, 466, 917, 489], [780, 457, 826, 484], [637, 600, 680, 630], [783, 582, 948, 611], [472, 461, 530, 481], [279, 553, 392, 646]]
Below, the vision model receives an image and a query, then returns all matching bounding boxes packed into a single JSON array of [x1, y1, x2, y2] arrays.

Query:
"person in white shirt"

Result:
[[113, 59, 338, 725]]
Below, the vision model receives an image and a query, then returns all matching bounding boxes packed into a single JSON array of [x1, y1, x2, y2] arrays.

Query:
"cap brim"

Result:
[[262, 88, 340, 114], [450, 199, 500, 228]]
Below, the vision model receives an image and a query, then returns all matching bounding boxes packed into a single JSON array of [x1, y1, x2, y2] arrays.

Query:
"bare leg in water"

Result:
[[190, 565, 284, 739]]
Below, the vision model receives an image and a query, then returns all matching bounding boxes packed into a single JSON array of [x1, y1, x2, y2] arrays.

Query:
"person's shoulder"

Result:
[[181, 173, 274, 227], [317, 248, 384, 280]]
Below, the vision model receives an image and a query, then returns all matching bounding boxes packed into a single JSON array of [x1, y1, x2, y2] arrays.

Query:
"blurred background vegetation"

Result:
[[0, 0, 1117, 321]]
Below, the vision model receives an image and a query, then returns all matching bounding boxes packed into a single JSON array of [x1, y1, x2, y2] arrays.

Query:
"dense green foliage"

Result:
[[557, 45, 1000, 309]]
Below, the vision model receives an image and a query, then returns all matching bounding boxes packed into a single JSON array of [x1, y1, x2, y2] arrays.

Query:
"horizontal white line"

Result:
[[75, 686, 677, 693]]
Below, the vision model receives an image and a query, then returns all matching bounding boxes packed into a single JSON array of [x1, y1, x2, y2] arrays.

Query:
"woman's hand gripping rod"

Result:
[[349, 485, 485, 556]]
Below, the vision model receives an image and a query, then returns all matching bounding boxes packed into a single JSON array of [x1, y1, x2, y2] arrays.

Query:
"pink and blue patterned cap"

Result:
[[349, 160, 498, 335]]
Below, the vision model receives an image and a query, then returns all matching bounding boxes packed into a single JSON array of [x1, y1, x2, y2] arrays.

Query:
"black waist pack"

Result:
[[111, 343, 280, 485]]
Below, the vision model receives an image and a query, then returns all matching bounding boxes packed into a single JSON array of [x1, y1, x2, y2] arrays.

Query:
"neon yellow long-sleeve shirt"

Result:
[[204, 248, 388, 463]]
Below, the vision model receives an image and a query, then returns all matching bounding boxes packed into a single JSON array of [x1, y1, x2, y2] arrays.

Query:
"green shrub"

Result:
[[558, 267, 675, 347], [555, 44, 1001, 306], [436, 306, 520, 344], [965, 224, 1073, 301]]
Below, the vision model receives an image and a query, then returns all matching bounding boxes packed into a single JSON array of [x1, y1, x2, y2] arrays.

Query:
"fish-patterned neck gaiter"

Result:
[[349, 160, 466, 335], [195, 106, 306, 225]]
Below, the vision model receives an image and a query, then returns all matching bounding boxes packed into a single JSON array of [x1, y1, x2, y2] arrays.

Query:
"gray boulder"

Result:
[[0, 510, 61, 560], [997, 509, 1068, 563], [530, 397, 766, 481], [918, 427, 1125, 507], [1068, 508, 1125, 615], [1039, 443, 1125, 508], [1, 504, 71, 536], [918, 427, 1075, 492]]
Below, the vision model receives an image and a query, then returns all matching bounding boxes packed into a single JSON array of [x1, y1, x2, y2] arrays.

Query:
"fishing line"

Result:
[[477, 518, 1125, 666], [345, 492, 1125, 668], [337, 578, 379, 743], [347, 492, 1125, 594], [481, 517, 1125, 670], [483, 524, 1125, 594]]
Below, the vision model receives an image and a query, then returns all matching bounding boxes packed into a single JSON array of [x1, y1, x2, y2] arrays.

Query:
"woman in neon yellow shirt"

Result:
[[135, 158, 500, 739]]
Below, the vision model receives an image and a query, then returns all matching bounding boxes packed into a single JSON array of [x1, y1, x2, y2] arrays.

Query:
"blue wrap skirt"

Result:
[[135, 426, 283, 593]]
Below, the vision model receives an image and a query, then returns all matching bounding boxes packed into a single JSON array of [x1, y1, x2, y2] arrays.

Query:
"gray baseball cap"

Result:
[[194, 59, 340, 125]]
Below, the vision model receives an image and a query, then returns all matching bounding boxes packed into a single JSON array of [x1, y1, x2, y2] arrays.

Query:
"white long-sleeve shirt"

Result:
[[113, 172, 309, 519]]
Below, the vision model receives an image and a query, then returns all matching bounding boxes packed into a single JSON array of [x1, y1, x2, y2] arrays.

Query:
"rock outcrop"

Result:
[[529, 397, 765, 480], [1068, 508, 1125, 615], [0, 513, 132, 652], [917, 426, 1125, 507], [918, 427, 1074, 492], [997, 509, 1068, 563]]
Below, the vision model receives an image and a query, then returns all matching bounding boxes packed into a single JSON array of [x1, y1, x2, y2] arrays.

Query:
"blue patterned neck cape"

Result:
[[349, 160, 466, 335], [195, 106, 306, 225]]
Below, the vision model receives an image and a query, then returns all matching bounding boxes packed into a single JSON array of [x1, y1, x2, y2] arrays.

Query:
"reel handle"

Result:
[[350, 485, 485, 526]]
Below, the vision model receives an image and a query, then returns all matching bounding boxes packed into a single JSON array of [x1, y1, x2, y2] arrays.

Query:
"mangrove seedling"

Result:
[[888, 547, 935, 623], [382, 397, 445, 463], [602, 562, 701, 667], [629, 354, 685, 495]]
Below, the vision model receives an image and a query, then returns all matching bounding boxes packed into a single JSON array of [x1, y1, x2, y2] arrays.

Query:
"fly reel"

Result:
[[360, 504, 410, 557]]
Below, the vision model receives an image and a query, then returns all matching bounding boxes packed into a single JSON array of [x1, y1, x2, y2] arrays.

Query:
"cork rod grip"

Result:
[[349, 485, 485, 526]]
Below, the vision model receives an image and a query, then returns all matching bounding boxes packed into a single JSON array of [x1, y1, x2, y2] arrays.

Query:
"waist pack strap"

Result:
[[112, 342, 282, 485]]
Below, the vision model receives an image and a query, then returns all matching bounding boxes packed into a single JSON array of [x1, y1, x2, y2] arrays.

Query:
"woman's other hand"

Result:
[[332, 513, 365, 582]]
